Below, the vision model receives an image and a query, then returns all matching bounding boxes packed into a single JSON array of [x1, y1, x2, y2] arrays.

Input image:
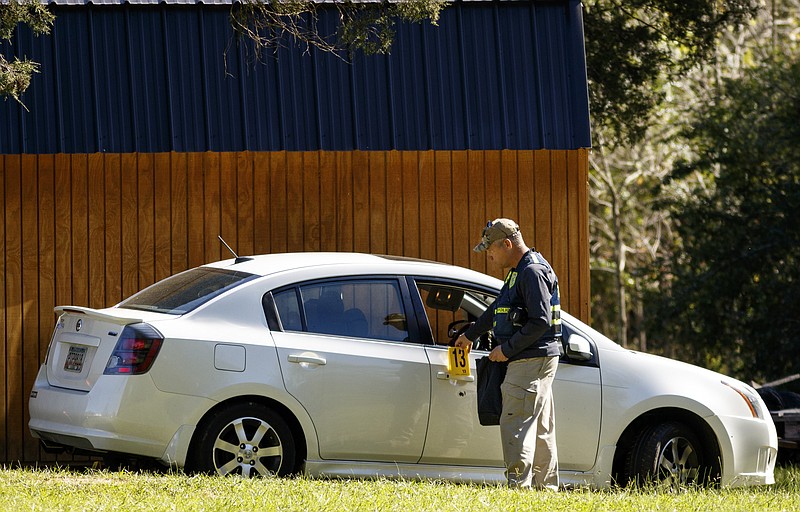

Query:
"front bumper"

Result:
[[709, 413, 777, 487]]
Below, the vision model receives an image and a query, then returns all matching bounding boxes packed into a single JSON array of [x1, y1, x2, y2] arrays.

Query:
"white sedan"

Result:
[[28, 253, 776, 488]]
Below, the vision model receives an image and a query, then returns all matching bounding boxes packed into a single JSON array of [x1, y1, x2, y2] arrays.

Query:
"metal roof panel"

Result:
[[1, 1, 591, 153]]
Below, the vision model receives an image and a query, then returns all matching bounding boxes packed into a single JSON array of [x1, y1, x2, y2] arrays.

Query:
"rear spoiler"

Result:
[[54, 306, 144, 325]]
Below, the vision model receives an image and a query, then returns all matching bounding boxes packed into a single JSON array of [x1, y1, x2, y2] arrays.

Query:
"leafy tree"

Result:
[[652, 54, 800, 382], [0, 0, 53, 105], [587, 1, 800, 355], [230, 0, 448, 57], [583, 0, 759, 144], [589, 116, 689, 348]]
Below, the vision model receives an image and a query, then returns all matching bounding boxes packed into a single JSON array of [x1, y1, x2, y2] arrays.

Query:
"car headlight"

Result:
[[722, 380, 766, 419]]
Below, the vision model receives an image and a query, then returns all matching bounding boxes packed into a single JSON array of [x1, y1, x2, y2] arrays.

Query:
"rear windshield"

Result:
[[119, 267, 258, 314]]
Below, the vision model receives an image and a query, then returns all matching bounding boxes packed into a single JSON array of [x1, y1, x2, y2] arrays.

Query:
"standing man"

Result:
[[455, 218, 562, 490]]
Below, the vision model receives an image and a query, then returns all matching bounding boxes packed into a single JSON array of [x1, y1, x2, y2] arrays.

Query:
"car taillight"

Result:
[[104, 323, 164, 375]]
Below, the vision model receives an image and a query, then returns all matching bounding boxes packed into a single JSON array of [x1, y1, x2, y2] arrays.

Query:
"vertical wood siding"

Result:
[[0, 149, 589, 463]]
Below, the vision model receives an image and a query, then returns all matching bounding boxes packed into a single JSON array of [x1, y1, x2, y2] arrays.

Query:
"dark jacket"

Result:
[[464, 249, 561, 361]]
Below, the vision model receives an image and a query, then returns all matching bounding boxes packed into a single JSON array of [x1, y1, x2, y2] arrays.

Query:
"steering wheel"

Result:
[[447, 320, 474, 346]]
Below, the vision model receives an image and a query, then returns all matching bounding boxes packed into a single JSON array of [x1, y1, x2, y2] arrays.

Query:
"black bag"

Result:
[[476, 356, 508, 426]]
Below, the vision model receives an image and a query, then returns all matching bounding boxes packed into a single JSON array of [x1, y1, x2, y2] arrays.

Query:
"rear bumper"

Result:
[[28, 365, 213, 461]]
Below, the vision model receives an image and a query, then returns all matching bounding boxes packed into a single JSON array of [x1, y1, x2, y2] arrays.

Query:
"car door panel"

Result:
[[421, 344, 601, 471], [273, 331, 431, 462], [410, 278, 602, 472], [420, 345, 504, 466]]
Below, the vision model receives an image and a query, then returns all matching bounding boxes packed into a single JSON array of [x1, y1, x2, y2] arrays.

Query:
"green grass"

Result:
[[2, 465, 800, 511]]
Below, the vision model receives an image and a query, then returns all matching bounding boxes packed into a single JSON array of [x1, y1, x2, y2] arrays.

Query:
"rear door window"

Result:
[[272, 289, 303, 331], [274, 279, 410, 342]]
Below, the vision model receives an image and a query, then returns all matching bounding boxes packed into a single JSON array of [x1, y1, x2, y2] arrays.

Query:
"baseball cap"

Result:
[[473, 218, 520, 252]]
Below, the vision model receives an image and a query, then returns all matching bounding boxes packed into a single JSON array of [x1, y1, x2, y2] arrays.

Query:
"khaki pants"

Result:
[[499, 356, 559, 489]]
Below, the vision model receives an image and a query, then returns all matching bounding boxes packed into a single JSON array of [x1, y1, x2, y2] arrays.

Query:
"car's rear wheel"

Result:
[[189, 402, 296, 477], [623, 421, 706, 488]]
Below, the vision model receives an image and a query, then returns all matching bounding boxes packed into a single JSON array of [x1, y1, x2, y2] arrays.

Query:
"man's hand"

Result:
[[489, 345, 508, 362], [454, 334, 472, 351]]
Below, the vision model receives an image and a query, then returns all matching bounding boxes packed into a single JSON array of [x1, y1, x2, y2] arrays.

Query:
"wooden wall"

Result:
[[0, 149, 589, 464]]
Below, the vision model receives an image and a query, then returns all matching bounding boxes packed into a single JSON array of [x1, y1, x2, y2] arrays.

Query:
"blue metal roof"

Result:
[[1, 1, 591, 153]]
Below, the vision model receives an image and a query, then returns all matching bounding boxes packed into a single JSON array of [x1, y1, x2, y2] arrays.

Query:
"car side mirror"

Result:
[[567, 334, 593, 361]]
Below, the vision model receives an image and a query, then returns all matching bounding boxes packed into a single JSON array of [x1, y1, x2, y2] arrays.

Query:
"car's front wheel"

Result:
[[622, 421, 707, 488], [188, 402, 296, 477]]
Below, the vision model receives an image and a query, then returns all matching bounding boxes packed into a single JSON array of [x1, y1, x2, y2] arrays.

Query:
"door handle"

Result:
[[437, 371, 475, 382], [288, 354, 327, 365]]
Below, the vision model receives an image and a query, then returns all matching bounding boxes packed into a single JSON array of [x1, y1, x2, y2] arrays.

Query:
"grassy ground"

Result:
[[2, 465, 800, 511]]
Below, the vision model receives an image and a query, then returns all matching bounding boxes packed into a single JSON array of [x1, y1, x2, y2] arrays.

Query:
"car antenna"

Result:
[[218, 235, 253, 264]]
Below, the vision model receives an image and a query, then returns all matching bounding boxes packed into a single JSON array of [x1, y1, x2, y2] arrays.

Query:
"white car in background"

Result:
[[28, 253, 777, 488]]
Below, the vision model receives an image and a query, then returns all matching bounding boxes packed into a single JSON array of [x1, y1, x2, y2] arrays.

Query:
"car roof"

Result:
[[204, 252, 499, 286]]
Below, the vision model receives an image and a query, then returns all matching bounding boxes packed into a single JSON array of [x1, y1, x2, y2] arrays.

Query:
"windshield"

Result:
[[119, 267, 258, 314]]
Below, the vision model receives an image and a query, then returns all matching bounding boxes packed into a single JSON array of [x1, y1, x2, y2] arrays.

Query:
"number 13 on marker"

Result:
[[448, 347, 471, 376]]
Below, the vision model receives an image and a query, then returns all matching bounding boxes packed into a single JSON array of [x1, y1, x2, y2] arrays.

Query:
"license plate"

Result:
[[447, 347, 471, 377], [64, 346, 87, 373]]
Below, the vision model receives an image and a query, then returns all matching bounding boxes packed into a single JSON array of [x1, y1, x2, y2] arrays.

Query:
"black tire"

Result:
[[188, 402, 296, 477], [623, 421, 706, 488]]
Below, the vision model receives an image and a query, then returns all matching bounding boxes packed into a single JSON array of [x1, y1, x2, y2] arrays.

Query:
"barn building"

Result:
[[0, 0, 591, 463]]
